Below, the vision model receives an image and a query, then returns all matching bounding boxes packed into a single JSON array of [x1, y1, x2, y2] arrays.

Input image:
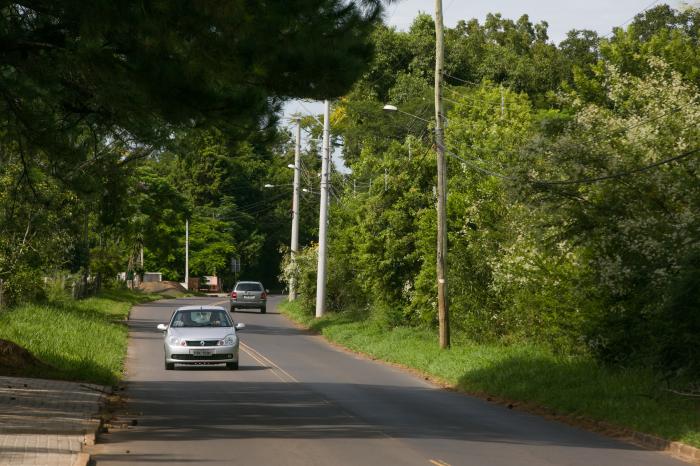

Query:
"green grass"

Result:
[[281, 300, 700, 448], [0, 289, 163, 385]]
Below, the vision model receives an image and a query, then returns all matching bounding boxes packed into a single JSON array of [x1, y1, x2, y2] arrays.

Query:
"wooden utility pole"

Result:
[[434, 0, 450, 349]]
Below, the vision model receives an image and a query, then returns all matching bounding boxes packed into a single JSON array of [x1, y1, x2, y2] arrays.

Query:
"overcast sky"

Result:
[[387, 0, 687, 44]]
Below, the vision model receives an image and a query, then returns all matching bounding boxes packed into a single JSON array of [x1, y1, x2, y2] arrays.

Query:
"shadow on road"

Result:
[[96, 379, 644, 451]]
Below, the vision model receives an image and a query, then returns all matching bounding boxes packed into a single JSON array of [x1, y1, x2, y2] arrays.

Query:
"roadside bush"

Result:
[[1, 265, 46, 306]]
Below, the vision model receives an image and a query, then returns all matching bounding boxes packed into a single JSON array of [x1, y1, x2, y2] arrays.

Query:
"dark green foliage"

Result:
[[658, 251, 700, 375], [0, 0, 385, 301]]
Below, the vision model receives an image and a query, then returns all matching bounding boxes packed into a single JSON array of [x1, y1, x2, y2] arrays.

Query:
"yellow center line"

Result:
[[240, 346, 290, 383], [429, 460, 451, 466], [240, 341, 299, 383]]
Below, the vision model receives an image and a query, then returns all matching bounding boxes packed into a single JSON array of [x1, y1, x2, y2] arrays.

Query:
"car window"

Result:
[[171, 310, 232, 327], [235, 282, 263, 291]]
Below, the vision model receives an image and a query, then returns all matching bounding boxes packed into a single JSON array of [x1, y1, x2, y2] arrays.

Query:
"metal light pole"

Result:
[[185, 218, 189, 291], [434, 0, 450, 349], [315, 100, 331, 318], [289, 119, 301, 301]]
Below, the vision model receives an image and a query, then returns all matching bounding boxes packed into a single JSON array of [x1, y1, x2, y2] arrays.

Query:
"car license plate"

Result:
[[191, 349, 213, 356], [244, 295, 255, 299]]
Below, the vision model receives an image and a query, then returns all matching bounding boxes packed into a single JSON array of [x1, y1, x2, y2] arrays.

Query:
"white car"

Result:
[[158, 306, 245, 370]]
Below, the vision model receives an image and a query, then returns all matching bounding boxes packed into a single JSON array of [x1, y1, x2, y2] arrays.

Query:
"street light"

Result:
[[382, 104, 432, 123]]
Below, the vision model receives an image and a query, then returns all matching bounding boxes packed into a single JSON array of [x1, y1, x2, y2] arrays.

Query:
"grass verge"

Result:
[[280, 300, 700, 449], [0, 288, 165, 385]]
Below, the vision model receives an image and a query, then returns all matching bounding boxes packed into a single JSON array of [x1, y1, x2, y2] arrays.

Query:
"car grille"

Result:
[[185, 340, 219, 346], [171, 354, 233, 361]]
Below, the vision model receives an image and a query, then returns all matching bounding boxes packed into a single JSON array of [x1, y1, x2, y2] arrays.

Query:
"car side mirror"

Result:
[[157, 324, 168, 331], [235, 323, 246, 331]]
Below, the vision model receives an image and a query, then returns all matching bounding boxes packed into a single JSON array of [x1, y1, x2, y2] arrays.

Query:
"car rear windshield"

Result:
[[170, 310, 232, 328], [236, 283, 263, 291]]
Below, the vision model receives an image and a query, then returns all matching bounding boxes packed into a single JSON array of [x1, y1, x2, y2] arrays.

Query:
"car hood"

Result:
[[168, 327, 235, 340]]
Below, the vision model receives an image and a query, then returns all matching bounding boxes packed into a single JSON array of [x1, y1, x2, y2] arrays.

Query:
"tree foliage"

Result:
[[0, 0, 386, 303], [285, 6, 700, 376]]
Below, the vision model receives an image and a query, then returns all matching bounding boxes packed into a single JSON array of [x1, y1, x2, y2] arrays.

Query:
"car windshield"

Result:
[[170, 310, 232, 328], [236, 282, 263, 291]]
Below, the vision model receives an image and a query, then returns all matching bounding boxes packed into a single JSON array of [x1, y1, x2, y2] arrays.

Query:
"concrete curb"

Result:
[[628, 431, 700, 465], [72, 452, 90, 466], [71, 408, 104, 466]]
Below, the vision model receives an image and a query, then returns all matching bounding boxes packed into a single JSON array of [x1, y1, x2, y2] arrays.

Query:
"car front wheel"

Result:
[[226, 361, 239, 370], [165, 361, 175, 370]]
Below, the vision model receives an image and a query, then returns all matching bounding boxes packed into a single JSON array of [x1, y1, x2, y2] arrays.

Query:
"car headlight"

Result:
[[219, 335, 237, 346], [168, 336, 185, 346]]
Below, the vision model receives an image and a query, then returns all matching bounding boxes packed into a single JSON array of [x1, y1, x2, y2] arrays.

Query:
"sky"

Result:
[[282, 0, 691, 170], [386, 0, 687, 45]]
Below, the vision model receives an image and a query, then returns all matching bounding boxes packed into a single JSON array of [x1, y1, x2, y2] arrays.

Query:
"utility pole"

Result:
[[185, 219, 189, 291], [289, 119, 301, 301], [434, 0, 450, 349], [315, 100, 331, 318]]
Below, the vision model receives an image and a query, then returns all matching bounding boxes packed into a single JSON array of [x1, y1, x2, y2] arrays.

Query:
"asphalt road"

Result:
[[90, 295, 685, 466]]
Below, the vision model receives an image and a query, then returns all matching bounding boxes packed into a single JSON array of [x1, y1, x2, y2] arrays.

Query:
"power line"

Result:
[[294, 100, 325, 127], [443, 72, 480, 87], [444, 86, 512, 106], [442, 142, 700, 186], [600, 0, 660, 39], [441, 145, 515, 180], [529, 146, 700, 186]]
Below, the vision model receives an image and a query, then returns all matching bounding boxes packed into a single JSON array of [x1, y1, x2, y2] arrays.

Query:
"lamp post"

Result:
[[264, 163, 300, 301], [184, 218, 189, 291], [290, 118, 301, 301]]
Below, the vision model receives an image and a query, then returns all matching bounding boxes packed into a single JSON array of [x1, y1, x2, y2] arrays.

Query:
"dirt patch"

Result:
[[0, 339, 53, 375], [138, 280, 187, 297]]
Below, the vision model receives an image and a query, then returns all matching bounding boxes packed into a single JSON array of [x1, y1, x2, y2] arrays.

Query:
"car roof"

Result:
[[236, 281, 262, 284], [175, 305, 226, 311]]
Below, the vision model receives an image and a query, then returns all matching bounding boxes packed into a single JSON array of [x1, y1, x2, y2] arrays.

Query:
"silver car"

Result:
[[230, 281, 268, 313], [158, 306, 245, 370]]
